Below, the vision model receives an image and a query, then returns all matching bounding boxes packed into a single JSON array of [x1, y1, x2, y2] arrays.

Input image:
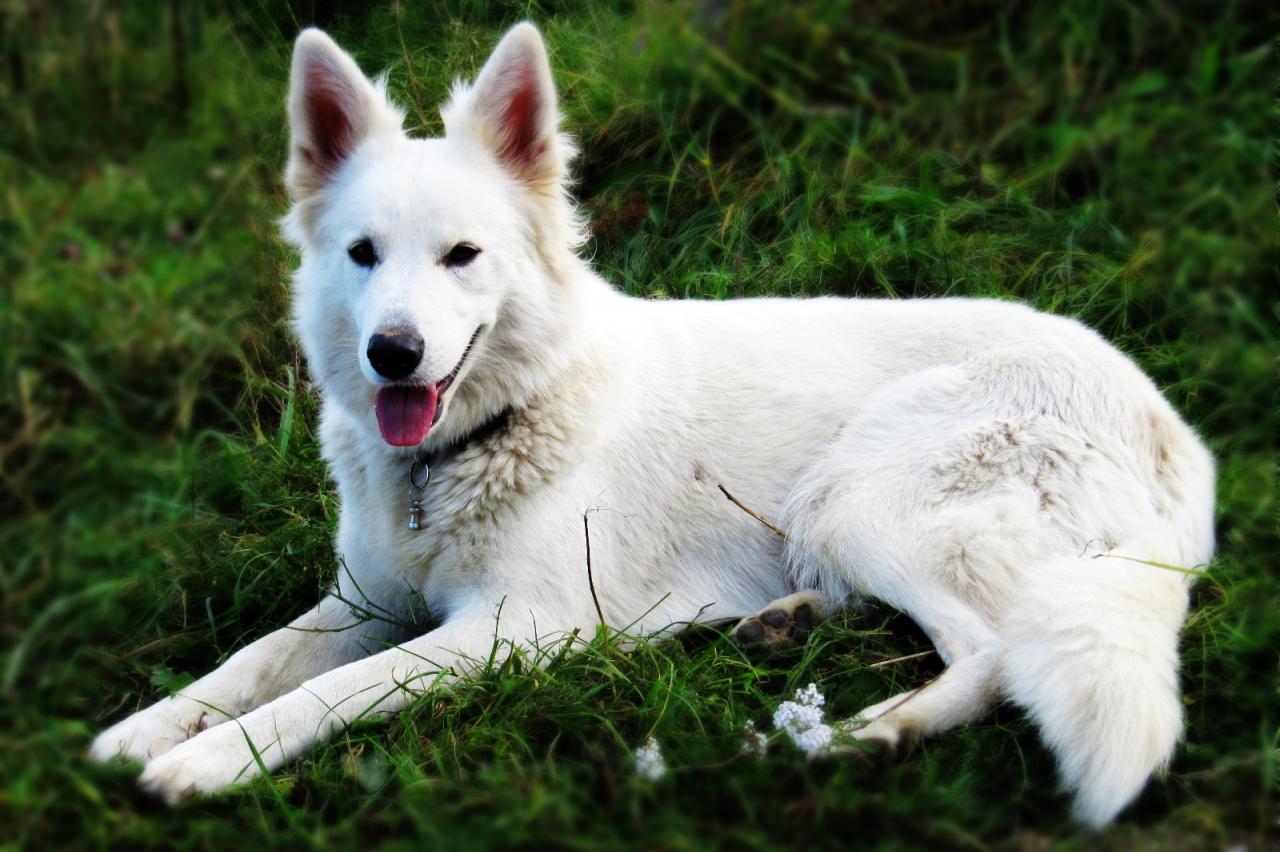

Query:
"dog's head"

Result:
[[283, 23, 584, 449]]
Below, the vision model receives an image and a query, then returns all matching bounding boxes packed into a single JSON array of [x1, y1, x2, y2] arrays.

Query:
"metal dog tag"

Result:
[[407, 460, 430, 530]]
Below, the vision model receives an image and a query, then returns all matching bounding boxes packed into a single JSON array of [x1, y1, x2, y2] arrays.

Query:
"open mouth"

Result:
[[373, 328, 481, 447]]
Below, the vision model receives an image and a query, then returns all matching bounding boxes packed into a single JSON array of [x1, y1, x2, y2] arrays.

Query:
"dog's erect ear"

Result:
[[442, 23, 568, 195], [285, 29, 404, 199]]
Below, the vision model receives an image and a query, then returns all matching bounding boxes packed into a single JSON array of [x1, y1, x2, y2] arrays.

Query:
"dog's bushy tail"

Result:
[[998, 548, 1191, 828]]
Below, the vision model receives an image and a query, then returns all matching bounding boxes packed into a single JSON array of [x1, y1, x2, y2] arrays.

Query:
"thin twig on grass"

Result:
[[583, 509, 606, 627], [717, 483, 789, 540], [868, 649, 936, 669], [1090, 551, 1211, 578]]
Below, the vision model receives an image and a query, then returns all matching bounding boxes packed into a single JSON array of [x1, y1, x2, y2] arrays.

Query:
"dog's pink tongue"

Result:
[[375, 385, 437, 447]]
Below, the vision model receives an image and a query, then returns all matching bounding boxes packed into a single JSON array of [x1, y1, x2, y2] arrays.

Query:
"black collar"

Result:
[[416, 405, 515, 470]]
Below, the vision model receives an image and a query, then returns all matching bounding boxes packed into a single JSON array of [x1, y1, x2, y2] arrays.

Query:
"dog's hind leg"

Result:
[[784, 476, 1004, 757], [779, 368, 1012, 757], [837, 603, 1000, 758]]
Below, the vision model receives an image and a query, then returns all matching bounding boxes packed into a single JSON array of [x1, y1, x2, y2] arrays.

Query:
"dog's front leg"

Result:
[[90, 593, 404, 765], [135, 607, 529, 804]]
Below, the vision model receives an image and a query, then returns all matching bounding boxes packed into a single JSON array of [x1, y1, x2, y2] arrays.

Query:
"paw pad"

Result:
[[734, 602, 818, 648]]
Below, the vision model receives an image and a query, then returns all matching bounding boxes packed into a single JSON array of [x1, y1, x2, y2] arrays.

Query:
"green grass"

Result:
[[1, 0, 1275, 848]]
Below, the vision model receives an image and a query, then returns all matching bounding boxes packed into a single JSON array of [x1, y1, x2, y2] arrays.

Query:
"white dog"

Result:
[[90, 23, 1215, 827]]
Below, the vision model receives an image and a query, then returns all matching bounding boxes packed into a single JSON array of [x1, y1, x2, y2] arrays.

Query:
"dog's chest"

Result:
[[337, 417, 555, 549], [326, 363, 604, 591]]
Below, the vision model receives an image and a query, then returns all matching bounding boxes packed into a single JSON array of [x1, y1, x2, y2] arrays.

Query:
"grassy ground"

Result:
[[1, 0, 1275, 848]]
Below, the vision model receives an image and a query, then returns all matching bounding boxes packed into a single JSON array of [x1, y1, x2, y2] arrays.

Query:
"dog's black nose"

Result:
[[367, 330, 424, 380]]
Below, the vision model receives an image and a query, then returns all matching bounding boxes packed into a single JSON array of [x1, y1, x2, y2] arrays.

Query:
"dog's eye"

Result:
[[443, 243, 481, 268], [347, 238, 378, 269]]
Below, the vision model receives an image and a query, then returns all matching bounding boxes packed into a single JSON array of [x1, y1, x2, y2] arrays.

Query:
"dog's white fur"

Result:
[[90, 23, 1215, 827]]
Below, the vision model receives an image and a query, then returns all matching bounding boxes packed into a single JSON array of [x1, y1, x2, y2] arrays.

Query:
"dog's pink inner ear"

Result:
[[496, 62, 545, 170], [302, 58, 361, 172]]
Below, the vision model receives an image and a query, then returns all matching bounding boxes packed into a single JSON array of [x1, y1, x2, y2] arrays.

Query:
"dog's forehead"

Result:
[[330, 136, 518, 238]]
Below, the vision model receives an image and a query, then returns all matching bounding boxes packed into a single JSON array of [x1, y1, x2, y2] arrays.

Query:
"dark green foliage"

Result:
[[0, 1, 1274, 848]]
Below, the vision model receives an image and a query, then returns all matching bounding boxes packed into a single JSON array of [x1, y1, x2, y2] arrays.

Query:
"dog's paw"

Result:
[[137, 723, 264, 805], [89, 696, 228, 765], [852, 720, 908, 755], [733, 590, 827, 649], [830, 714, 921, 764]]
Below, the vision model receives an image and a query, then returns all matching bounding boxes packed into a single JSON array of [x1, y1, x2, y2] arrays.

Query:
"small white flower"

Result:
[[741, 720, 769, 757], [795, 682, 825, 708], [772, 682, 833, 756], [633, 736, 667, 780], [791, 722, 834, 754]]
